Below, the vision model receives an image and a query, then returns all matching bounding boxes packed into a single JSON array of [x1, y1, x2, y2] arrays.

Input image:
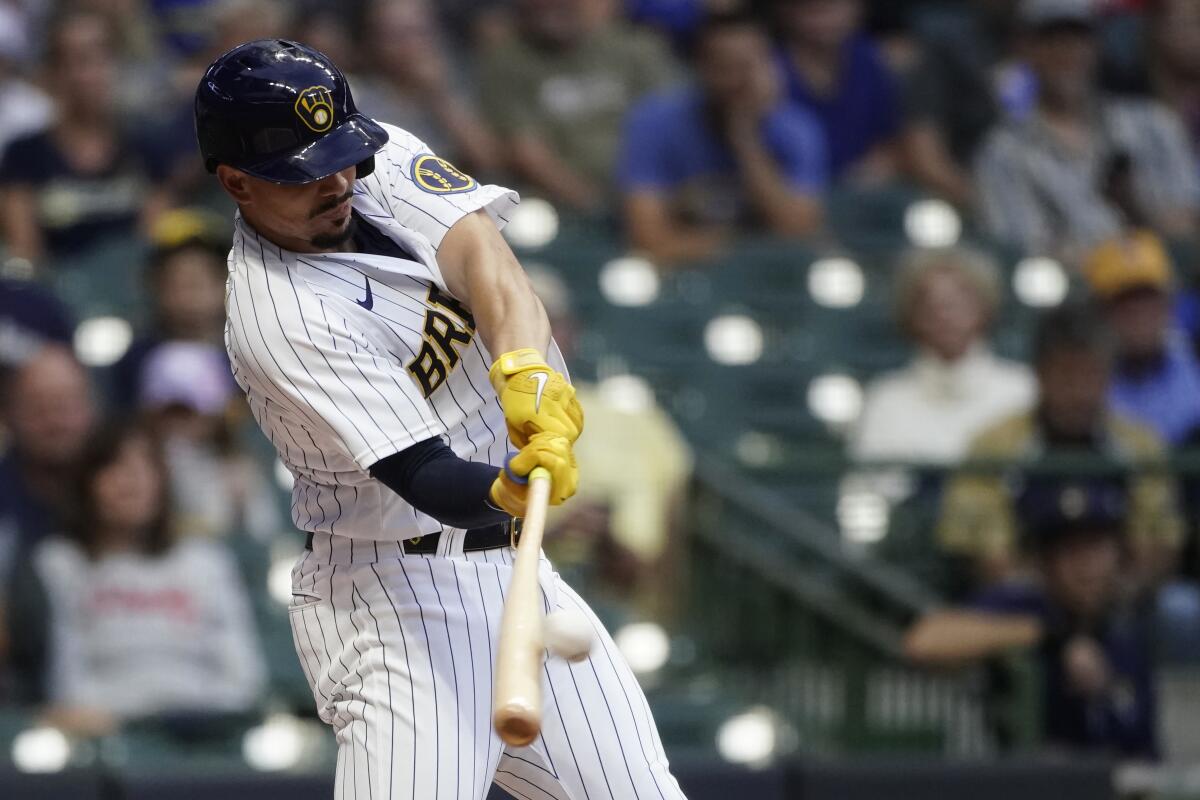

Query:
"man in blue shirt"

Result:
[[618, 11, 827, 265], [907, 475, 1158, 758], [1085, 231, 1200, 445], [771, 0, 900, 180]]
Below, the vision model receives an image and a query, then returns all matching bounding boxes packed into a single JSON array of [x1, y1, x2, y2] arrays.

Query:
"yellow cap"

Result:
[[149, 207, 228, 250], [1083, 230, 1172, 299]]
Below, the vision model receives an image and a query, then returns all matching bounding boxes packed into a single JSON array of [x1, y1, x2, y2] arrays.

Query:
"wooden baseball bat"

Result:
[[492, 466, 552, 747]]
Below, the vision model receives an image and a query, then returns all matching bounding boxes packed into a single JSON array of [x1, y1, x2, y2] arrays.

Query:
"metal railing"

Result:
[[685, 452, 991, 756]]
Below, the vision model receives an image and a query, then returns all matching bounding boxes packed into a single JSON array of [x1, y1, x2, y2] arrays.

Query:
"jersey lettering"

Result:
[[408, 341, 449, 396], [428, 285, 476, 330], [406, 288, 475, 397], [425, 310, 472, 366]]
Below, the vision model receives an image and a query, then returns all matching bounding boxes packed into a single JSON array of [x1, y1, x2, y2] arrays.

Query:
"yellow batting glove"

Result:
[[489, 348, 584, 448], [489, 432, 579, 518]]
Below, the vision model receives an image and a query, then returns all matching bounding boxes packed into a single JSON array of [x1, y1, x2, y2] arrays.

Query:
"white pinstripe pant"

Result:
[[289, 535, 688, 800]]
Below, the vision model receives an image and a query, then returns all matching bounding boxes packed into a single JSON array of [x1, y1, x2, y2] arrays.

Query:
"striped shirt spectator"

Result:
[[976, 99, 1200, 260]]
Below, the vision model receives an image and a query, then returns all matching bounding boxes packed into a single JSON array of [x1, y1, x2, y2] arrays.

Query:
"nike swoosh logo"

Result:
[[356, 277, 374, 310], [530, 372, 548, 412]]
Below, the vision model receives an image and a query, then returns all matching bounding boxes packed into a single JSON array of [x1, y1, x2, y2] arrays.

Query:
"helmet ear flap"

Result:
[[355, 156, 375, 179]]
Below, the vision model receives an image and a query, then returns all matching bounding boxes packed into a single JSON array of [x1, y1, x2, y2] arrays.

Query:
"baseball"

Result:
[[544, 609, 594, 661]]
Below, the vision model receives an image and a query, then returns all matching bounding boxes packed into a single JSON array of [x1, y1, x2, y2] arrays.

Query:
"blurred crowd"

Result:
[[0, 0, 1196, 768]]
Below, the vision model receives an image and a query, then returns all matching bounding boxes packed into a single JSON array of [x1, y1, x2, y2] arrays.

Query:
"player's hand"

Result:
[[490, 432, 578, 518], [489, 349, 583, 448]]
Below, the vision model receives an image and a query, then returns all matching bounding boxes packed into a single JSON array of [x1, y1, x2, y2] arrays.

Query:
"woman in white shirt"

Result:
[[23, 419, 265, 734], [851, 245, 1035, 465]]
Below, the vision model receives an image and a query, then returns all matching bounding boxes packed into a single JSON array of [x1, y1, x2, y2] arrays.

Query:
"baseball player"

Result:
[[195, 40, 687, 800]]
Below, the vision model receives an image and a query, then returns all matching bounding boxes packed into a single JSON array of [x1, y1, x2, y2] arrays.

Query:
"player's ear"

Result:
[[216, 165, 254, 204]]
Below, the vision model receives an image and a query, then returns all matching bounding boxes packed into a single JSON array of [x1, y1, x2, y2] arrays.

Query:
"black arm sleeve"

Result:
[[369, 438, 510, 530]]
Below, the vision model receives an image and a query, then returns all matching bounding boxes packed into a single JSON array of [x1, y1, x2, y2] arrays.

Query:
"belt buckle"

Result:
[[509, 517, 523, 549]]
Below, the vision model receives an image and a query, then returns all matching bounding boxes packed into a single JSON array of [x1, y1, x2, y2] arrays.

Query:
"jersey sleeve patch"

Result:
[[410, 153, 477, 194]]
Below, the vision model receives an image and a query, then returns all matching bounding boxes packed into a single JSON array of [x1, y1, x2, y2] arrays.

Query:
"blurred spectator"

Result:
[[289, 6, 355, 69], [0, 346, 96, 592], [110, 208, 229, 408], [1143, 0, 1200, 159], [974, 0, 1198, 262], [139, 342, 282, 543], [627, 0, 709, 49], [147, 0, 221, 60], [0, 271, 75, 369], [900, 0, 1025, 207], [139, 0, 291, 215], [10, 419, 264, 728], [0, 345, 95, 690], [1084, 230, 1200, 444], [354, 0, 500, 174], [617, 12, 826, 265], [478, 0, 678, 210], [75, 0, 169, 120], [0, 8, 171, 264], [907, 476, 1158, 759], [432, 0, 513, 49], [205, 0, 289, 56], [851, 246, 1035, 465], [937, 303, 1183, 588], [858, 0, 922, 75], [73, 0, 160, 64], [771, 0, 900, 182], [0, 4, 52, 160], [529, 268, 692, 621]]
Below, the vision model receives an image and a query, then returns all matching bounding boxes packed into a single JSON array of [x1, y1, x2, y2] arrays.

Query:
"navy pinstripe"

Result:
[[347, 586, 375, 799]]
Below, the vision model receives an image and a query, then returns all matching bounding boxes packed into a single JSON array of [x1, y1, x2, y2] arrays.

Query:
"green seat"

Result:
[[50, 235, 150, 324]]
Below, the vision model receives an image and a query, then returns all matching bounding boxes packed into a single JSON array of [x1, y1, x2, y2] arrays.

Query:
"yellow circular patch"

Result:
[[411, 154, 477, 194]]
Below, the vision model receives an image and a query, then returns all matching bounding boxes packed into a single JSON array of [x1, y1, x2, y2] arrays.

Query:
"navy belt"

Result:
[[304, 519, 520, 555]]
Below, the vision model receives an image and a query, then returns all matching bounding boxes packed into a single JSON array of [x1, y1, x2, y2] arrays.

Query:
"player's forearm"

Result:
[[470, 245, 552, 359], [903, 610, 1042, 667], [437, 210, 552, 358]]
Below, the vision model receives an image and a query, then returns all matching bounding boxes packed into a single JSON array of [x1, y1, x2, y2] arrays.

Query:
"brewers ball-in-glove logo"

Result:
[[412, 154, 477, 194], [295, 85, 335, 133]]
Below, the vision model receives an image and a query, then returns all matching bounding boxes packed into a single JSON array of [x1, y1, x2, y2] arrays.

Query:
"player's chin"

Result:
[[309, 213, 354, 249]]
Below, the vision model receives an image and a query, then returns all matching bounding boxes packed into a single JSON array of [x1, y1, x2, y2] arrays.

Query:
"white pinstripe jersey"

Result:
[[225, 122, 566, 549]]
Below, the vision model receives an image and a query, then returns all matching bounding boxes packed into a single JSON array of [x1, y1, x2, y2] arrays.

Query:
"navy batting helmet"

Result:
[[195, 39, 388, 184]]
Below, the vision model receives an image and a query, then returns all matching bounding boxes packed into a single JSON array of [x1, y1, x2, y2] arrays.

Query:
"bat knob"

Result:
[[494, 705, 539, 747]]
